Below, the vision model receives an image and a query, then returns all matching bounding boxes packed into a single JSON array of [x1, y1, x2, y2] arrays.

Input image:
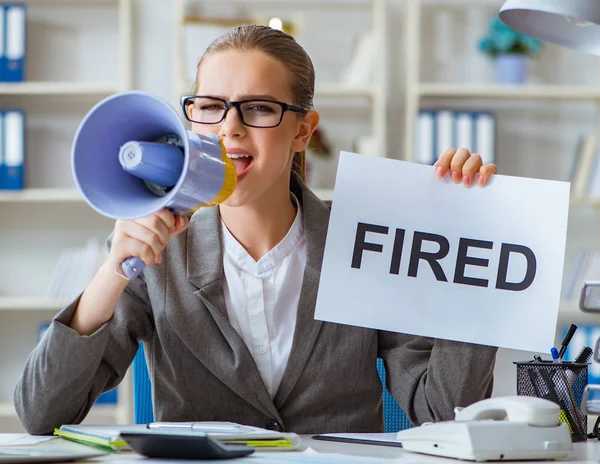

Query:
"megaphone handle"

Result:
[[121, 257, 145, 280]]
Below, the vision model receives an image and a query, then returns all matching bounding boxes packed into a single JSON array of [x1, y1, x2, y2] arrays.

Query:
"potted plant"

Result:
[[478, 15, 543, 85]]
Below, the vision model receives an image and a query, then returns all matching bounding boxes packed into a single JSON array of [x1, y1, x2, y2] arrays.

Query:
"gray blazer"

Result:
[[14, 174, 497, 435]]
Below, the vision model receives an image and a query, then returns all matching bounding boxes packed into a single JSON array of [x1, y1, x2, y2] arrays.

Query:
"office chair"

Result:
[[132, 345, 413, 431]]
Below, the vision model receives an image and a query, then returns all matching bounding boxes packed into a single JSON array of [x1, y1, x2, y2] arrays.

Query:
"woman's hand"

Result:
[[433, 148, 497, 187], [108, 209, 190, 273]]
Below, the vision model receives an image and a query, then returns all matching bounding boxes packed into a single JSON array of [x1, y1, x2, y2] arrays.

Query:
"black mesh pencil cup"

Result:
[[515, 361, 589, 442]]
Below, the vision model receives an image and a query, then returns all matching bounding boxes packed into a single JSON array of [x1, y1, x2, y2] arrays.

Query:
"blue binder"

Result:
[[2, 3, 26, 82], [0, 109, 25, 189], [416, 109, 497, 166]]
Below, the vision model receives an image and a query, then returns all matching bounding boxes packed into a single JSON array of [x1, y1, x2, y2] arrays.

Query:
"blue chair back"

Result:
[[133, 344, 154, 424], [132, 345, 412, 431]]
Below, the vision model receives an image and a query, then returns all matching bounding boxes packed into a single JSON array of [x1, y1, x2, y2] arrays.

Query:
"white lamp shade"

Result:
[[500, 0, 600, 55]]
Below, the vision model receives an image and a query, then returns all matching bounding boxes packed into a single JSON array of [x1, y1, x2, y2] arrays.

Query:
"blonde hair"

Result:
[[195, 25, 315, 183]]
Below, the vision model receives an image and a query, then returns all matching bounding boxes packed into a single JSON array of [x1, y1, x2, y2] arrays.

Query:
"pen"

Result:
[[550, 347, 585, 436], [557, 324, 577, 361], [573, 346, 593, 364]]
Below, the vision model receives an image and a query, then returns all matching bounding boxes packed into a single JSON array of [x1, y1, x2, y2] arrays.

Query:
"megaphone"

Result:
[[72, 91, 237, 279]]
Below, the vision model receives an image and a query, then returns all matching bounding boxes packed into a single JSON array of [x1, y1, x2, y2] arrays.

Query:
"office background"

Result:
[[1, 0, 600, 432]]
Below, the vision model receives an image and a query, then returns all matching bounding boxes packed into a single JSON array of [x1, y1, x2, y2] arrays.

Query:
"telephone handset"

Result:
[[453, 396, 560, 427], [396, 396, 572, 462]]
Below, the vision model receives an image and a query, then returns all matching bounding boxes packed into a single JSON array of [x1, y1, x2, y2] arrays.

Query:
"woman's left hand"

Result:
[[433, 148, 497, 187]]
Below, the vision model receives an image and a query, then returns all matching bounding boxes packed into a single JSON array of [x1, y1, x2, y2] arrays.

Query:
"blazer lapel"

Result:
[[274, 177, 329, 408], [176, 207, 282, 422]]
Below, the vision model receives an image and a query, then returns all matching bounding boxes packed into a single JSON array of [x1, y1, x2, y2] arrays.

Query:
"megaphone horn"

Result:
[[72, 91, 237, 279]]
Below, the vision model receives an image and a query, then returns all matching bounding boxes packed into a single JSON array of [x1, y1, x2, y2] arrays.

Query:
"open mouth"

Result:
[[227, 153, 255, 180]]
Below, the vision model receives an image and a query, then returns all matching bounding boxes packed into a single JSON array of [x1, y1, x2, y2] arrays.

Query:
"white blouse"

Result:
[[220, 196, 306, 398]]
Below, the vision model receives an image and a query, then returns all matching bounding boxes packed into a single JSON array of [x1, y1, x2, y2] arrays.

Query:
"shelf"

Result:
[[183, 0, 374, 6], [315, 85, 374, 98], [0, 82, 120, 96], [570, 197, 600, 207], [0, 402, 15, 418], [26, 0, 122, 3], [418, 84, 600, 100], [0, 298, 72, 311], [0, 189, 83, 203], [313, 188, 334, 201], [559, 300, 600, 325], [418, 0, 508, 5]]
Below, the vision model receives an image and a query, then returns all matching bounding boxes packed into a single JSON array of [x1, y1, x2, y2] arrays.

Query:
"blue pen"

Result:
[[551, 347, 560, 363]]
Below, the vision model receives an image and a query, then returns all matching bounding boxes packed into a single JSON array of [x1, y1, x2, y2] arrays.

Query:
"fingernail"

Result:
[[435, 166, 444, 178], [463, 175, 471, 186], [478, 175, 486, 186], [451, 171, 460, 183]]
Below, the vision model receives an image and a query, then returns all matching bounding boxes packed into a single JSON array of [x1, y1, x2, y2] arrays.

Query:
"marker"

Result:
[[551, 347, 560, 363], [573, 346, 593, 364], [558, 324, 577, 361]]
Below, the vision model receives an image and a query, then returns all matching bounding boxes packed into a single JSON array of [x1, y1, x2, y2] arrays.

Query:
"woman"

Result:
[[15, 25, 498, 435]]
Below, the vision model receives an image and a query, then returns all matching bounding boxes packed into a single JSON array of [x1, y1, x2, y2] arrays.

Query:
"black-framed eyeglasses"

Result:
[[180, 95, 309, 129]]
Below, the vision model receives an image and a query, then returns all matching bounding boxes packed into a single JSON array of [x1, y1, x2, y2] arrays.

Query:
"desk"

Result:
[[4, 435, 600, 463]]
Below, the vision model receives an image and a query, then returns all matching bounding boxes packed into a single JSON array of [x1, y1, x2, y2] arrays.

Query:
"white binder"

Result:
[[2, 110, 25, 189], [4, 4, 26, 82], [455, 111, 474, 152], [474, 112, 496, 165], [416, 111, 435, 165]]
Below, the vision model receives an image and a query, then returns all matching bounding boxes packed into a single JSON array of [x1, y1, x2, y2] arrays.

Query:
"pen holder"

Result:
[[515, 361, 589, 442]]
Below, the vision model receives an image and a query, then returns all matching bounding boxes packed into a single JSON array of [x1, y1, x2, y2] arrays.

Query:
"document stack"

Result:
[[415, 109, 496, 165], [0, 3, 26, 82], [0, 109, 25, 189], [46, 238, 106, 300]]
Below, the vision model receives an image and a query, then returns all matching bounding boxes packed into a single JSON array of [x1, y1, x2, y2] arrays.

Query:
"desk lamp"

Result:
[[499, 0, 600, 55]]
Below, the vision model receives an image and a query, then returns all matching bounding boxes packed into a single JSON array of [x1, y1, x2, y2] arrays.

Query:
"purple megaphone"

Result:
[[72, 91, 237, 279]]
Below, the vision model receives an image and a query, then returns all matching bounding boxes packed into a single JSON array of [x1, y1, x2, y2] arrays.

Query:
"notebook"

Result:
[[55, 422, 301, 451]]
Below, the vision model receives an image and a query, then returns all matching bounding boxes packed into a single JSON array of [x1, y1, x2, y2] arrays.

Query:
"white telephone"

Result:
[[396, 396, 572, 461]]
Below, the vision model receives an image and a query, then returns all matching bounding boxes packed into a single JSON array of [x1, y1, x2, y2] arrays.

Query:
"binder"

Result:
[[0, 6, 5, 81], [4, 3, 25, 82], [455, 111, 474, 152], [435, 110, 454, 155], [0, 112, 3, 188], [416, 110, 435, 165], [416, 110, 497, 166], [474, 111, 496, 165], [1, 109, 24, 189]]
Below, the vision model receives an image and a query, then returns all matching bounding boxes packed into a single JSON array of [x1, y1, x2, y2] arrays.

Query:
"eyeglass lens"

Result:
[[185, 97, 283, 127]]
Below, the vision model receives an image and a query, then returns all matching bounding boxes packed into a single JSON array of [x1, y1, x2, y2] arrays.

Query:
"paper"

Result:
[[315, 152, 570, 353], [313, 433, 402, 447], [0, 434, 56, 446]]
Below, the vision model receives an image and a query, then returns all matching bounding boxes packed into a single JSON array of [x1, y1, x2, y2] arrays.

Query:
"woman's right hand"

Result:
[[108, 208, 190, 273]]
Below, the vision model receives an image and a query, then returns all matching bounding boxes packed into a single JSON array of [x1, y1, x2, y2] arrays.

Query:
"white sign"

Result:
[[314, 152, 570, 353]]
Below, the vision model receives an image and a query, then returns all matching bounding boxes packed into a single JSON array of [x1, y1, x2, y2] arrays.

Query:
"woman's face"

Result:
[[194, 49, 315, 207]]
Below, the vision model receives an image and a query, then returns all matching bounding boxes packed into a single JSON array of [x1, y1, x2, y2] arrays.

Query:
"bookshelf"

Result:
[[417, 84, 600, 100], [0, 188, 82, 202], [0, 82, 120, 96], [0, 0, 134, 431]]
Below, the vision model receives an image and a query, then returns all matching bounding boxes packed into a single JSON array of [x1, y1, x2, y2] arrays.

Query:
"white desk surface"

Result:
[[0, 434, 600, 464], [2, 434, 600, 463]]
